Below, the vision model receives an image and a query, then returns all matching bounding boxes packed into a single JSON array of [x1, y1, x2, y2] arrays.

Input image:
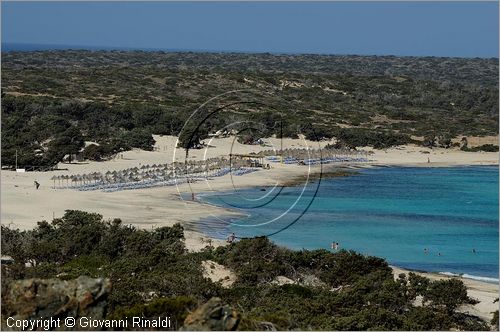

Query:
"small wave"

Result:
[[439, 272, 499, 283], [462, 274, 499, 283], [197, 191, 237, 199], [439, 272, 458, 277]]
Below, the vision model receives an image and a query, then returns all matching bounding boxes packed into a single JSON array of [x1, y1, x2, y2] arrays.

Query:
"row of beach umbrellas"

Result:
[[52, 148, 369, 191], [51, 156, 258, 191]]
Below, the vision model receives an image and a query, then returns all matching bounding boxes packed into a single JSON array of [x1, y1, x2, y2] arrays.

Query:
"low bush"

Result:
[[0, 211, 490, 330], [462, 144, 499, 152]]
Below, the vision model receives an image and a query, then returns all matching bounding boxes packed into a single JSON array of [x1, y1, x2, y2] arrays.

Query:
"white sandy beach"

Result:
[[2, 135, 498, 230], [1, 135, 498, 320]]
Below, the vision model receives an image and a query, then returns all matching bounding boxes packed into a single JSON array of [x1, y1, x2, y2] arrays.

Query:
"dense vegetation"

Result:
[[1, 210, 490, 330], [3, 51, 498, 86], [2, 51, 498, 168]]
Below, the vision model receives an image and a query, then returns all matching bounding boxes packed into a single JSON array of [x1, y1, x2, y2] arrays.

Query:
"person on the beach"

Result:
[[227, 233, 236, 244], [427, 157, 430, 163], [331, 242, 339, 250], [34, 181, 40, 190]]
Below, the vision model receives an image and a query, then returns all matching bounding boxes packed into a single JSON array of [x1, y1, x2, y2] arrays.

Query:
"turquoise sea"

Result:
[[197, 166, 499, 282]]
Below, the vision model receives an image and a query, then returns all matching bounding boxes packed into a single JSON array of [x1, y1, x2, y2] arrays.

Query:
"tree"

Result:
[[460, 137, 469, 150], [48, 126, 84, 163], [437, 134, 452, 148], [301, 124, 333, 142], [177, 124, 208, 150], [119, 129, 155, 151], [423, 279, 470, 313], [83, 144, 106, 161], [237, 128, 261, 145], [407, 272, 430, 301], [422, 135, 437, 148]]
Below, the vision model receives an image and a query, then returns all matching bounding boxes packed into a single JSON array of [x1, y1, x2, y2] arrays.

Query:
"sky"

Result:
[[2, 1, 498, 58]]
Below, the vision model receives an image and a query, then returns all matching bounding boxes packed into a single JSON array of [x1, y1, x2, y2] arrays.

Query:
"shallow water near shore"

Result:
[[197, 166, 499, 281]]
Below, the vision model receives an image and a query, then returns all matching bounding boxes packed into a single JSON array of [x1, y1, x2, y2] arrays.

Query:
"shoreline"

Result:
[[189, 163, 499, 277], [186, 161, 499, 323], [2, 138, 498, 320], [192, 172, 499, 284]]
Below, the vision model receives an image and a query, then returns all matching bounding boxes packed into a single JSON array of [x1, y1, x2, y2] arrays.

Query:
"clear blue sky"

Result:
[[2, 1, 498, 58]]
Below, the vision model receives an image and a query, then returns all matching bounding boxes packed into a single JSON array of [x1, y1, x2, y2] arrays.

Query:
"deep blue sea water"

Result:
[[197, 166, 499, 282]]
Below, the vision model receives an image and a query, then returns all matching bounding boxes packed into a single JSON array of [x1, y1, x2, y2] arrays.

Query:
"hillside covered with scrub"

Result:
[[1, 210, 496, 330], [2, 51, 498, 168]]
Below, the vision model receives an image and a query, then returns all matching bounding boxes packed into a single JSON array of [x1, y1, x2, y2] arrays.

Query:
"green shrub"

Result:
[[1, 211, 491, 331], [463, 144, 499, 152], [423, 279, 469, 313], [334, 128, 411, 149], [492, 310, 499, 330], [82, 144, 107, 161]]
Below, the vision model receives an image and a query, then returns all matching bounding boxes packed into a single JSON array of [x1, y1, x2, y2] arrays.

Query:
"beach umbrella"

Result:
[[50, 175, 57, 189], [61, 175, 68, 188], [91, 173, 100, 184]]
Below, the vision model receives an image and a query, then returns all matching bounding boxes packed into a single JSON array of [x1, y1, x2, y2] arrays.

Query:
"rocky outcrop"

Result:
[[271, 276, 295, 286], [181, 297, 240, 331], [271, 273, 326, 288], [2, 276, 111, 329]]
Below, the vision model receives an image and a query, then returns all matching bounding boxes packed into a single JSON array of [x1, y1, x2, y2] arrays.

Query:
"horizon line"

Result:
[[2, 42, 498, 60]]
